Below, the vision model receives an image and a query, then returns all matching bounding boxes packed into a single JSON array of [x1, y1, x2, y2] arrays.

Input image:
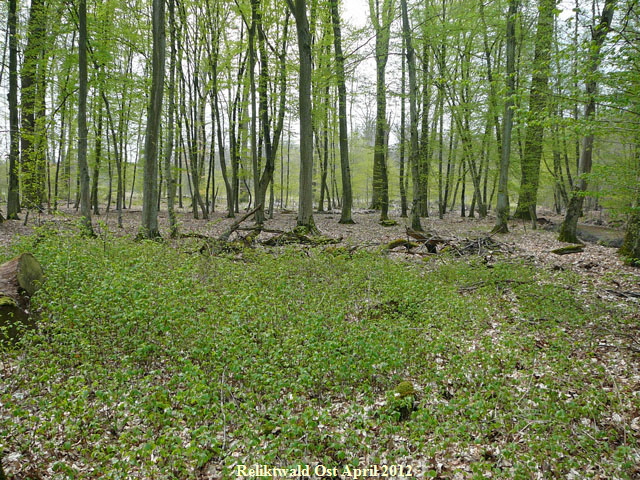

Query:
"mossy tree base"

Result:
[[620, 207, 640, 267]]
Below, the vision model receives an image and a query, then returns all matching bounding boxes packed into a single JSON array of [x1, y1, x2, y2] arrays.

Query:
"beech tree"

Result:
[[330, 0, 354, 224], [368, 0, 395, 222], [286, 0, 316, 231], [20, 0, 48, 210], [558, 0, 616, 243], [77, 0, 93, 234], [140, 0, 166, 238], [493, 0, 519, 234], [514, 0, 556, 223], [400, 0, 422, 231], [6, 0, 20, 219]]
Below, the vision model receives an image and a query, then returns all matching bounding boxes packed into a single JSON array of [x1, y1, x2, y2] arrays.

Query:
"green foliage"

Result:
[[0, 233, 637, 478]]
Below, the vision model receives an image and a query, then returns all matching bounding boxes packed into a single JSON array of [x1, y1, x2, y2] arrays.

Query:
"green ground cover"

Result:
[[1, 225, 638, 479]]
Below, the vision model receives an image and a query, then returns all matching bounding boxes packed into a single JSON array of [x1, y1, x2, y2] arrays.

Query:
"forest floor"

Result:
[[1, 206, 639, 479], [2, 204, 637, 294]]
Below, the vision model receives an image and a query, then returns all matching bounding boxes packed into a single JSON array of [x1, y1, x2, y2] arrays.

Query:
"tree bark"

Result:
[[369, 0, 394, 222], [7, 0, 20, 219], [399, 34, 408, 219], [140, 0, 166, 239], [558, 0, 616, 243], [91, 97, 104, 215], [164, 0, 178, 237], [514, 0, 556, 222], [20, 0, 47, 211], [493, 0, 519, 234], [78, 0, 93, 234], [329, 0, 354, 224], [255, 10, 289, 225], [287, 0, 316, 231], [331, 0, 355, 224], [400, 0, 422, 231]]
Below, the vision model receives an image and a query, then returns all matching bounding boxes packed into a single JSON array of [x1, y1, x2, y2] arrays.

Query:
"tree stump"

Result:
[[0, 253, 44, 344]]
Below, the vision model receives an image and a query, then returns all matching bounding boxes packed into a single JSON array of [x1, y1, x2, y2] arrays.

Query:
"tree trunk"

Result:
[[254, 10, 289, 225], [514, 0, 555, 221], [558, 0, 616, 243], [91, 98, 104, 215], [418, 44, 430, 217], [78, 0, 93, 234], [493, 0, 519, 234], [399, 34, 408, 219], [140, 0, 166, 239], [287, 0, 316, 231], [329, 0, 354, 224], [369, 0, 394, 222], [164, 0, 178, 237], [620, 193, 640, 266], [0, 253, 44, 344], [400, 0, 422, 231], [20, 0, 47, 211], [7, 0, 20, 219], [248, 0, 260, 220]]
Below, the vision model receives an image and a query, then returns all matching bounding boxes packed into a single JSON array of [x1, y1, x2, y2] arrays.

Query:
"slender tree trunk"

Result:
[[418, 44, 430, 217], [514, 0, 555, 222], [20, 0, 47, 211], [400, 0, 422, 231], [140, 0, 165, 238], [54, 99, 68, 212], [254, 10, 289, 224], [558, 0, 616, 243], [399, 34, 408, 218], [329, 0, 354, 224], [287, 0, 316, 231], [164, 0, 178, 237], [286, 116, 291, 208], [78, 0, 93, 234], [479, 1, 503, 168], [91, 98, 103, 215], [369, 0, 394, 222], [318, 82, 331, 213], [248, 0, 260, 218], [444, 117, 457, 212], [493, 0, 519, 234], [7, 0, 20, 219]]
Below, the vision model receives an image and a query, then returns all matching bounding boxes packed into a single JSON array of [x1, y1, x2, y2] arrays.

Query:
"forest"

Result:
[[0, 0, 639, 478]]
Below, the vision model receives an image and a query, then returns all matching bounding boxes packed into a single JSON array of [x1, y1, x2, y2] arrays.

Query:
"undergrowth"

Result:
[[1, 226, 638, 479]]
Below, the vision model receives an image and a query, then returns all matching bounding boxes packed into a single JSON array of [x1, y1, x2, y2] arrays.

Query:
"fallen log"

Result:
[[385, 239, 420, 251], [0, 253, 44, 344], [405, 227, 450, 253], [218, 205, 261, 242], [196, 206, 263, 255], [551, 245, 584, 255], [262, 228, 341, 246]]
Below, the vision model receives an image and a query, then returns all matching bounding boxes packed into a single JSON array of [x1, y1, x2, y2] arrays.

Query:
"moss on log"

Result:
[[0, 253, 44, 344], [385, 239, 419, 251]]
